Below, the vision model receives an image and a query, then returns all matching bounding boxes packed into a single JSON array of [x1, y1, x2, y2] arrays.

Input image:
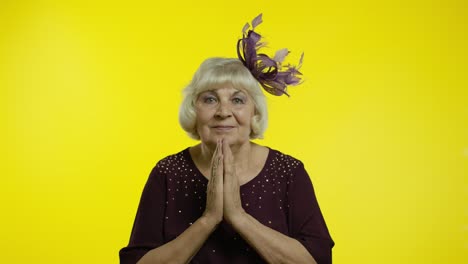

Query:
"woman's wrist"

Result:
[[226, 211, 249, 228], [199, 214, 221, 230]]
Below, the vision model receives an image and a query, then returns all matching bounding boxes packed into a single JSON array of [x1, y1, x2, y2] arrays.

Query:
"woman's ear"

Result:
[[250, 114, 259, 138]]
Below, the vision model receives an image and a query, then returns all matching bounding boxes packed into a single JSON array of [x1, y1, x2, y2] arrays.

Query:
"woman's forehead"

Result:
[[197, 85, 248, 95]]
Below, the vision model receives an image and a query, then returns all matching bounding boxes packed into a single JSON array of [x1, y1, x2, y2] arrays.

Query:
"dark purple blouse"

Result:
[[120, 147, 334, 263]]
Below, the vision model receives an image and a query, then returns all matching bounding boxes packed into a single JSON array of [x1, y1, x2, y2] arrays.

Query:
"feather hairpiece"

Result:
[[237, 13, 304, 97]]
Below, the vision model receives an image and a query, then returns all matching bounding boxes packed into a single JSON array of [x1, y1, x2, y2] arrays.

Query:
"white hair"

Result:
[[179, 57, 268, 140]]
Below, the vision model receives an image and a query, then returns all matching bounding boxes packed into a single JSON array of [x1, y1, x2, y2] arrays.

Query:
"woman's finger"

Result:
[[204, 140, 223, 223], [222, 140, 234, 181], [216, 154, 224, 191], [222, 141, 245, 224], [215, 139, 224, 189], [210, 140, 220, 177]]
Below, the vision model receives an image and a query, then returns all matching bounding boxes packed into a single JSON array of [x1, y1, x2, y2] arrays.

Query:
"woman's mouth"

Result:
[[212, 126, 235, 131]]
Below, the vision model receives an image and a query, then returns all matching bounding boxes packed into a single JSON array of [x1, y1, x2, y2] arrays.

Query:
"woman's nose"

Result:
[[215, 101, 232, 118]]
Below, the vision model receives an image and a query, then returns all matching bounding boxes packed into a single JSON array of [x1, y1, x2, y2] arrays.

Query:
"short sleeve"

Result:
[[287, 162, 334, 264], [119, 164, 167, 264]]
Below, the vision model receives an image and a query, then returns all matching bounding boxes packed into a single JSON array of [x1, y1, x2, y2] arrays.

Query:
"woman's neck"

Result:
[[198, 140, 254, 173]]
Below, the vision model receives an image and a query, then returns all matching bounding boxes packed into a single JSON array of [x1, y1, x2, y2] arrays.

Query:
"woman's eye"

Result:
[[232, 97, 245, 104], [203, 97, 217, 104]]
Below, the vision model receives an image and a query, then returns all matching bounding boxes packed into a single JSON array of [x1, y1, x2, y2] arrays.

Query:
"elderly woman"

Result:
[[120, 15, 333, 264]]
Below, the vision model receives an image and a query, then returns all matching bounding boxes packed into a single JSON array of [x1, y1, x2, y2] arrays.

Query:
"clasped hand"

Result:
[[203, 139, 245, 225]]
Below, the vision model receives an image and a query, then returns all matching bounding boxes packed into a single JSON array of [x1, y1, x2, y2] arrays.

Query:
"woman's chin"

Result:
[[201, 134, 250, 147], [202, 136, 228, 146], [201, 136, 223, 146]]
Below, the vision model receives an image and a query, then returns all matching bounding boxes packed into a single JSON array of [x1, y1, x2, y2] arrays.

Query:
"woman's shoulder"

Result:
[[265, 146, 304, 170], [153, 147, 191, 171]]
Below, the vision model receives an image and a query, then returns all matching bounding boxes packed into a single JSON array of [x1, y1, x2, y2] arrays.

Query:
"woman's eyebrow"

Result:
[[200, 89, 246, 97], [232, 90, 246, 96], [199, 90, 216, 95]]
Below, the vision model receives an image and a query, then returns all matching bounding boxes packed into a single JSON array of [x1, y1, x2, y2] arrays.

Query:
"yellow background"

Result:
[[1, 0, 467, 263]]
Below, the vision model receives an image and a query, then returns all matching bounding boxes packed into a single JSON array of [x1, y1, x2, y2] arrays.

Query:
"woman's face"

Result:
[[195, 85, 255, 146]]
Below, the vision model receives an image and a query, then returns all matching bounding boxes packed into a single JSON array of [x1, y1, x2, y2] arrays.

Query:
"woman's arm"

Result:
[[230, 213, 317, 264], [137, 141, 225, 264], [222, 143, 316, 264], [136, 216, 218, 264]]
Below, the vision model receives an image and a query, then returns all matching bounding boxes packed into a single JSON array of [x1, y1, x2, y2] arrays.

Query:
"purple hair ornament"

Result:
[[237, 13, 304, 97]]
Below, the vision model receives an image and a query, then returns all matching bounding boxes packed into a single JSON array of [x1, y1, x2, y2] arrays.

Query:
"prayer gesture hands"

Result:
[[203, 139, 245, 226]]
